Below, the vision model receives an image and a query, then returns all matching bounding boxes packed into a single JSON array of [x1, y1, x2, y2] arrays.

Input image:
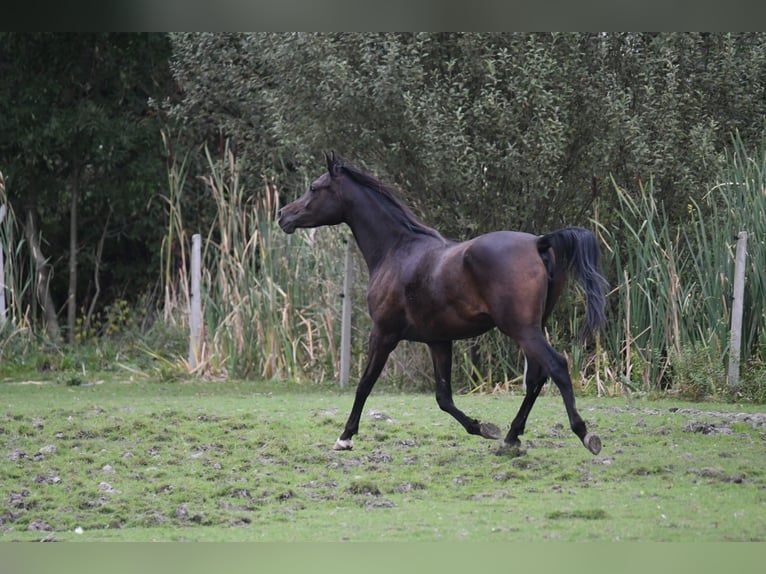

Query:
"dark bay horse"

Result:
[[278, 153, 608, 455]]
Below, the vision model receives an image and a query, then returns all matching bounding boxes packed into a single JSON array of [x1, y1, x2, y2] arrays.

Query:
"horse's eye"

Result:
[[309, 185, 316, 193]]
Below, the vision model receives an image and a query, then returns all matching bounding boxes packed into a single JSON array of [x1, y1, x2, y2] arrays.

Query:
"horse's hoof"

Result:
[[333, 438, 353, 451], [479, 421, 502, 440], [504, 436, 522, 448], [583, 433, 602, 455]]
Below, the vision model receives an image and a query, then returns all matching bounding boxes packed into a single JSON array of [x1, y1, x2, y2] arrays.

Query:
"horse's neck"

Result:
[[347, 219, 399, 273], [345, 198, 413, 273]]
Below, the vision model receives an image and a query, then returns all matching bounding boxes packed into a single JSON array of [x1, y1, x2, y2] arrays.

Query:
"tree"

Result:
[[0, 33, 176, 341]]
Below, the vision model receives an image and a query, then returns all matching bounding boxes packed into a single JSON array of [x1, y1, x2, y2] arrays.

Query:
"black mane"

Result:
[[338, 162, 443, 240]]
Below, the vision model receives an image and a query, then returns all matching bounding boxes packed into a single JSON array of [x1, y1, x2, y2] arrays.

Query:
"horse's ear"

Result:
[[325, 150, 339, 177]]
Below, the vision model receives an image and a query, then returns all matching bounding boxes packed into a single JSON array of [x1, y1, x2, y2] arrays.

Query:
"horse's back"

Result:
[[462, 231, 542, 272], [425, 230, 546, 302]]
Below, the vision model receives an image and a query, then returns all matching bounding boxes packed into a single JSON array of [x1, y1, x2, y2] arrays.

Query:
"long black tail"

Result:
[[537, 227, 608, 341]]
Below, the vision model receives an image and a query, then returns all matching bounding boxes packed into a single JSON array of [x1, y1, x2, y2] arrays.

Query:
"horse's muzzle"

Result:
[[277, 210, 297, 234]]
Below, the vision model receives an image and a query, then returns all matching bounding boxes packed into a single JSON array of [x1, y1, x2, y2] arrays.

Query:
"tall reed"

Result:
[[716, 132, 766, 366], [0, 171, 34, 356], [598, 180, 686, 389], [159, 129, 192, 326], [162, 140, 347, 380]]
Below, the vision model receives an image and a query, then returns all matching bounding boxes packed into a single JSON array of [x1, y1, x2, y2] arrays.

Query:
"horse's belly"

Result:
[[402, 308, 495, 342]]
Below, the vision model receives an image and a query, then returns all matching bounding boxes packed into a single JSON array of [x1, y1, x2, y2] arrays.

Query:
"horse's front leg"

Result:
[[428, 341, 502, 440], [334, 328, 398, 450]]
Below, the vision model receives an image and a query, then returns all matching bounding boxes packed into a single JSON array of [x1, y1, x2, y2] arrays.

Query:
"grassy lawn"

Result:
[[1, 378, 764, 542]]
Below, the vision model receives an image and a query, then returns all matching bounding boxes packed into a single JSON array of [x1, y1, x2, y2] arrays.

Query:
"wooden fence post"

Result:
[[189, 233, 202, 370], [727, 231, 748, 390], [339, 235, 353, 388]]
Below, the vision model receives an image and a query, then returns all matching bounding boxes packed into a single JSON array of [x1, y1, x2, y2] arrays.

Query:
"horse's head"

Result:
[[278, 152, 346, 234]]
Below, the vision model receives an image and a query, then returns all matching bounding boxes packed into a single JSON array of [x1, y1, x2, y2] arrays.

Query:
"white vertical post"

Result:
[[189, 233, 202, 370], [339, 235, 353, 388], [727, 231, 748, 390], [0, 204, 6, 328]]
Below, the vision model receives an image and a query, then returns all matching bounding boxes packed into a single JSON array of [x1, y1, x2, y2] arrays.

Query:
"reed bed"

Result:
[[597, 132, 765, 399], [161, 141, 346, 381]]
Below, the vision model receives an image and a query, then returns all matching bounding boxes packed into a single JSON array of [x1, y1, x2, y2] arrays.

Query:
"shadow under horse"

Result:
[[278, 153, 608, 455]]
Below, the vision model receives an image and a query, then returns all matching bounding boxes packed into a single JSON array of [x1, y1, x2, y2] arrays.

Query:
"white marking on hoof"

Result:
[[333, 438, 353, 451]]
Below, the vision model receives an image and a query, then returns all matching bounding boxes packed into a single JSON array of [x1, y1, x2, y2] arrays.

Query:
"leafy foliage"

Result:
[[170, 33, 766, 236]]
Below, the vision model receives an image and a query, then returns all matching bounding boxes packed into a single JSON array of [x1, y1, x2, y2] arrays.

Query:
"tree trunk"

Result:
[[24, 208, 61, 342], [85, 207, 111, 334], [67, 175, 79, 344]]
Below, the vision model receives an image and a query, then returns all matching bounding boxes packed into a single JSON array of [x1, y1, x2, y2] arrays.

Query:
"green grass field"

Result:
[[1, 378, 764, 542]]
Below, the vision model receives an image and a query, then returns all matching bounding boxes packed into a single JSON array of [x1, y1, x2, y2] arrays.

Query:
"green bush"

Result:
[[737, 361, 766, 403], [670, 344, 726, 401]]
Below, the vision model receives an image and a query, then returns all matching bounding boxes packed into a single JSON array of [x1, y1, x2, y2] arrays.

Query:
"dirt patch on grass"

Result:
[[547, 508, 608, 520], [596, 405, 766, 437]]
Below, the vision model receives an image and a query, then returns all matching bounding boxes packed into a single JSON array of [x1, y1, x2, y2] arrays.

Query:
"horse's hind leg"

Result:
[[518, 335, 601, 455], [428, 341, 501, 440], [504, 356, 547, 447]]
